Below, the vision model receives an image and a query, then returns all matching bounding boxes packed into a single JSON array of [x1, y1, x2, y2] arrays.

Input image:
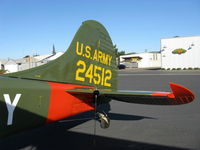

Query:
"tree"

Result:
[[114, 44, 125, 65], [126, 52, 136, 55], [117, 51, 125, 56], [52, 44, 56, 55], [23, 55, 30, 58], [0, 69, 6, 74]]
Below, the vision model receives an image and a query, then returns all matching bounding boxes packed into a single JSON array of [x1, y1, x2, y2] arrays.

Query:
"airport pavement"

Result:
[[0, 70, 200, 150]]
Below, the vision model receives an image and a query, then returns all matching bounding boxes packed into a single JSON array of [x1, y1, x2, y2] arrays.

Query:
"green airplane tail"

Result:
[[5, 20, 118, 90]]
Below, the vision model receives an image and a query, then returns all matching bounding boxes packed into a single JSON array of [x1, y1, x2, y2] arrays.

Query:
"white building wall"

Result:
[[138, 53, 161, 68], [151, 53, 161, 67], [120, 52, 161, 68], [161, 36, 200, 69], [4, 64, 18, 73], [137, 53, 150, 68]]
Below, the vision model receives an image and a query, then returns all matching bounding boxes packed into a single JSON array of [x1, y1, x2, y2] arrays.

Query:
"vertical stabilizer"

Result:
[[5, 20, 117, 90]]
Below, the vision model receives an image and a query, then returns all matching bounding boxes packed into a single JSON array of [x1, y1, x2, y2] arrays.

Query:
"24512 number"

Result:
[[75, 60, 112, 87]]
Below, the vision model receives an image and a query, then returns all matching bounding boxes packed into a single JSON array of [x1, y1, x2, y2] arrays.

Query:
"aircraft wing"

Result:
[[66, 82, 195, 105]]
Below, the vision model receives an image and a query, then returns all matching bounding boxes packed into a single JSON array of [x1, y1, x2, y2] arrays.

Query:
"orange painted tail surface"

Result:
[[169, 82, 195, 104]]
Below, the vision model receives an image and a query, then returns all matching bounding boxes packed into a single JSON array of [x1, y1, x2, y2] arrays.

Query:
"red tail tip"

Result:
[[169, 82, 195, 104]]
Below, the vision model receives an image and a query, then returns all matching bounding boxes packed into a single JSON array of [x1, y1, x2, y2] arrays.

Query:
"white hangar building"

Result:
[[161, 36, 200, 69], [120, 52, 161, 68]]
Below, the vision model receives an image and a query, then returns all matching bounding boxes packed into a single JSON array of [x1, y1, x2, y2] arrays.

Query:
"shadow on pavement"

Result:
[[0, 109, 186, 150], [0, 126, 191, 150]]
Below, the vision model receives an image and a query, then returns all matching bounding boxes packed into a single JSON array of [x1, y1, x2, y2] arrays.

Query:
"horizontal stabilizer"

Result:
[[66, 83, 195, 105]]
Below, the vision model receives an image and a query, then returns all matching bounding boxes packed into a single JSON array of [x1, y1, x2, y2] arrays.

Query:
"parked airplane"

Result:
[[0, 20, 195, 138]]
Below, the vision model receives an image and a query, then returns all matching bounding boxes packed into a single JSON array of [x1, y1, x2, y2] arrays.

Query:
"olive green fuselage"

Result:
[[0, 76, 50, 138]]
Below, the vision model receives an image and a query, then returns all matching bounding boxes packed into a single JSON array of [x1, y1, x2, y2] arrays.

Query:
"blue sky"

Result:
[[0, 0, 200, 59]]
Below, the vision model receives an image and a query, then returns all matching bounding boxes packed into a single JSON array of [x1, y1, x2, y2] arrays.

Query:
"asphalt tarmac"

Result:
[[0, 69, 200, 150]]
